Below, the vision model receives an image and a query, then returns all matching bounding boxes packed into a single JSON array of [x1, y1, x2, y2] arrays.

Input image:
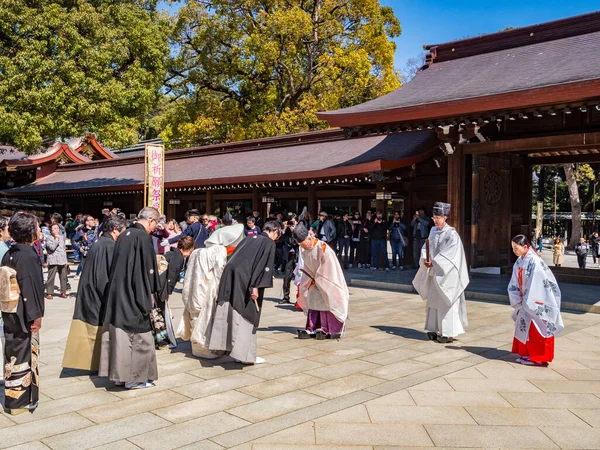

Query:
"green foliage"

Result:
[[532, 164, 599, 213], [0, 0, 170, 153], [160, 0, 402, 147]]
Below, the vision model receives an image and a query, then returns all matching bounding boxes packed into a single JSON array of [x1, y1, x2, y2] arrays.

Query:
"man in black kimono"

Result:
[[62, 215, 127, 371], [209, 220, 281, 364], [1, 213, 45, 415], [99, 207, 161, 390]]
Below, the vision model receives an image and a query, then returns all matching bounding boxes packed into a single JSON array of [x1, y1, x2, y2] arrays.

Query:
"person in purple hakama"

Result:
[[294, 223, 349, 340]]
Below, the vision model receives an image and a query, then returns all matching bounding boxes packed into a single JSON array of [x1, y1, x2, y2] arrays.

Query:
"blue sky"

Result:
[[386, 1, 599, 70], [160, 1, 599, 70]]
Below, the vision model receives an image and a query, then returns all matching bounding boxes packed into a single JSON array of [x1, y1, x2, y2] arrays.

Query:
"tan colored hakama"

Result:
[[98, 324, 158, 383], [62, 320, 103, 371]]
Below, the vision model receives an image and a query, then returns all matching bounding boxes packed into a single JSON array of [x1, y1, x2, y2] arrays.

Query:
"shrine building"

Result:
[[4, 11, 600, 273]]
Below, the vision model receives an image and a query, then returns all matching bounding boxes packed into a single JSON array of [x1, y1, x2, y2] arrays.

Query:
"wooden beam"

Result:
[[528, 153, 600, 165], [318, 79, 600, 127], [463, 132, 600, 155]]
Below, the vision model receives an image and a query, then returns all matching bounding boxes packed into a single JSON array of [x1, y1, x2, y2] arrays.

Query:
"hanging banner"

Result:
[[144, 143, 165, 214]]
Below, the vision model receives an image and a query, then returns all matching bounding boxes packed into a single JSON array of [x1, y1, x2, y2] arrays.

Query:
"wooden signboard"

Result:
[[144, 143, 165, 214]]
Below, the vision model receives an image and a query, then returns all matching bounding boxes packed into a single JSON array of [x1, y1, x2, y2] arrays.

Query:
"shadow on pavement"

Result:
[[371, 325, 429, 341], [257, 325, 298, 335], [446, 345, 513, 360]]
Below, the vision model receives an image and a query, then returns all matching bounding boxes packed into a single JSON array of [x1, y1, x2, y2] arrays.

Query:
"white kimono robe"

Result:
[[297, 240, 349, 324], [177, 224, 244, 358], [412, 224, 469, 337], [508, 249, 563, 344]]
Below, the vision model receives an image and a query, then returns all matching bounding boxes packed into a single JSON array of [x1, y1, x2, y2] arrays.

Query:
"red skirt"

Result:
[[512, 322, 555, 363]]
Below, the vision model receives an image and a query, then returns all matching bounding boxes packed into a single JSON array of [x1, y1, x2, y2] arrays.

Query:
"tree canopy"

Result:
[[1, 0, 401, 153], [157, 0, 402, 146], [0, 0, 170, 152]]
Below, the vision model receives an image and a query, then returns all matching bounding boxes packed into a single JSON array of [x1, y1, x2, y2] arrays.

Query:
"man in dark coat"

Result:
[[209, 220, 281, 364], [62, 215, 126, 371], [168, 209, 208, 249], [1, 213, 45, 414], [99, 207, 161, 390]]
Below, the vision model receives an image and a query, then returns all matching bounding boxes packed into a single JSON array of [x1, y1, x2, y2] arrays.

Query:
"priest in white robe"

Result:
[[412, 202, 469, 343], [176, 224, 244, 358]]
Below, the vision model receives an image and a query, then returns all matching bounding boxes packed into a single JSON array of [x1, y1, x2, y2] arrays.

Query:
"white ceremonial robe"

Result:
[[177, 245, 227, 358], [297, 239, 349, 323], [508, 249, 563, 344], [177, 224, 245, 358], [412, 224, 469, 337]]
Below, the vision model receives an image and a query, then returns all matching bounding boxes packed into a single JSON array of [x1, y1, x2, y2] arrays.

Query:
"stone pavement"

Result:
[[2, 276, 600, 449], [348, 267, 600, 314]]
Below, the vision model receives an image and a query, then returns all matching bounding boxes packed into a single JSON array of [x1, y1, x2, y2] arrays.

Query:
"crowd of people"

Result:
[[0, 201, 567, 416], [537, 232, 600, 269]]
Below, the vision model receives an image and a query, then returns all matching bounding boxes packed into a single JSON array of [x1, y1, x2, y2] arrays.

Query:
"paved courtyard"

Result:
[[1, 276, 600, 449]]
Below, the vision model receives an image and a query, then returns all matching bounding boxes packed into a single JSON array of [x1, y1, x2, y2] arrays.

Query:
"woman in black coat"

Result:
[[1, 213, 45, 414]]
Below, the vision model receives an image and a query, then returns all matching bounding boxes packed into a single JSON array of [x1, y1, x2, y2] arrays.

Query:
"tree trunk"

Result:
[[535, 167, 545, 239], [563, 163, 582, 248]]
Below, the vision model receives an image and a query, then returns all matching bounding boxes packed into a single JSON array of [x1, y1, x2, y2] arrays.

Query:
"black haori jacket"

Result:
[[73, 234, 116, 327], [102, 224, 160, 334], [215, 233, 275, 327], [1, 244, 45, 333]]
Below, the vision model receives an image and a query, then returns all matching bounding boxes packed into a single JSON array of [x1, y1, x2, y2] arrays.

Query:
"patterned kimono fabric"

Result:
[[2, 243, 45, 414], [508, 249, 564, 363], [3, 324, 39, 411]]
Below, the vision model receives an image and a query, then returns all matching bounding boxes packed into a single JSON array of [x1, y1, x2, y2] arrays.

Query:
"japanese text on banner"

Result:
[[145, 144, 164, 213]]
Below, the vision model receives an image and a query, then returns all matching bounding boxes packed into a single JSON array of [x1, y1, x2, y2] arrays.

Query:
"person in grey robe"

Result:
[[99, 207, 161, 389], [209, 221, 280, 364]]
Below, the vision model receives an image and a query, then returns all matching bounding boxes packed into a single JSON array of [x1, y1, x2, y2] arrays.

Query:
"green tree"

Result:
[[161, 0, 401, 147], [0, 0, 170, 153]]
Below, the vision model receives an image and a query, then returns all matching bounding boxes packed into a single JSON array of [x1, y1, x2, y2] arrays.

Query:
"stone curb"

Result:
[[349, 279, 600, 315]]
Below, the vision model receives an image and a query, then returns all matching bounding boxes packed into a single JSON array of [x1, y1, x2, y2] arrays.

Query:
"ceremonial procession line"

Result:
[[0, 276, 599, 449]]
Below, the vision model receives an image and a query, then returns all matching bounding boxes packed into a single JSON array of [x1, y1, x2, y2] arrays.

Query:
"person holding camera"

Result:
[[368, 211, 390, 271], [389, 211, 407, 270], [72, 215, 98, 279]]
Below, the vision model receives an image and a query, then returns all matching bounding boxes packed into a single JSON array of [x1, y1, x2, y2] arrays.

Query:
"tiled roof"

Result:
[[321, 30, 600, 117], [5, 131, 439, 193], [318, 12, 600, 126]]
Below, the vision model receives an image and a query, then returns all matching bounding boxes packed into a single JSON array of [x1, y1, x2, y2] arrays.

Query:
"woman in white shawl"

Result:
[[177, 224, 244, 358], [509, 234, 564, 366]]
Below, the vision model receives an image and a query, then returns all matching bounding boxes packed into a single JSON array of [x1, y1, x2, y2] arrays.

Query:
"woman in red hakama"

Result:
[[509, 235, 563, 366]]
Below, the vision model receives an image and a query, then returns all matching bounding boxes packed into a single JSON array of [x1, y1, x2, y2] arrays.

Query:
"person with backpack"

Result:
[[389, 211, 407, 270]]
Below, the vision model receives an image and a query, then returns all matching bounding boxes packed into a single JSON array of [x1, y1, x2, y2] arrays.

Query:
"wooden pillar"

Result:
[[205, 190, 213, 215], [375, 182, 385, 213], [308, 184, 317, 220], [252, 187, 260, 213], [447, 146, 465, 237], [219, 200, 226, 217], [134, 193, 144, 215]]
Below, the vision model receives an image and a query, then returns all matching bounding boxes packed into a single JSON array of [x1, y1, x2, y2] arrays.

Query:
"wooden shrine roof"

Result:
[[318, 11, 600, 127], [0, 135, 116, 167], [4, 130, 439, 195]]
